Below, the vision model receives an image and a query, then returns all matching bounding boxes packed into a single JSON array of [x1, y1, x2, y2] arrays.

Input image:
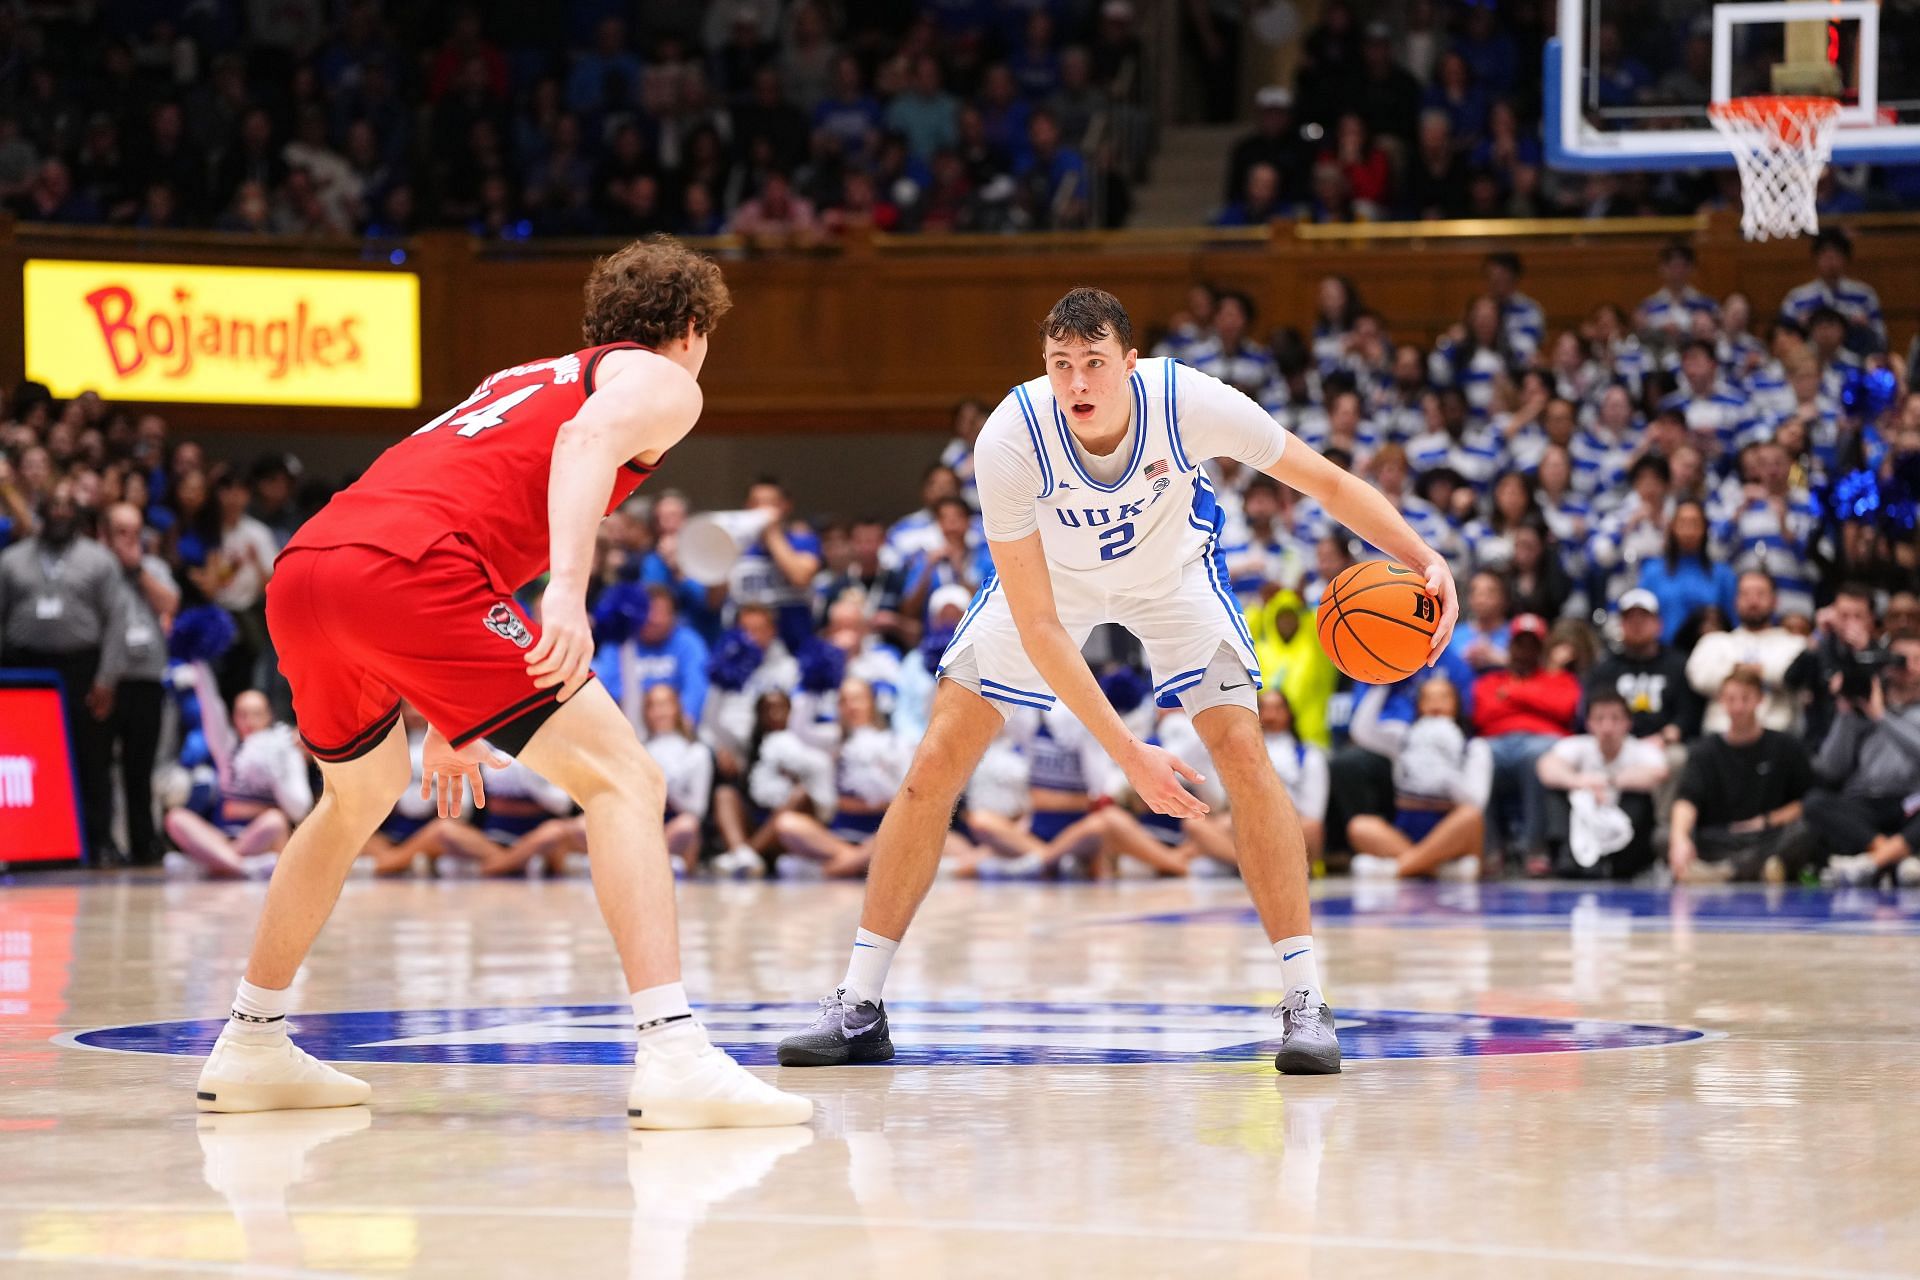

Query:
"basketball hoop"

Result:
[[1708, 96, 1842, 241]]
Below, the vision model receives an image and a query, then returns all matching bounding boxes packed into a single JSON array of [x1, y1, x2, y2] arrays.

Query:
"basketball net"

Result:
[[1708, 96, 1842, 241]]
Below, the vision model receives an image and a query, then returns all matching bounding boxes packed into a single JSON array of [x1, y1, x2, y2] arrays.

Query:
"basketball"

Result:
[[1316, 561, 1439, 684]]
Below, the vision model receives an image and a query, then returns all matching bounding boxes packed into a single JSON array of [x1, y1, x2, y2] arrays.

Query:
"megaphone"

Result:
[[679, 509, 776, 586]]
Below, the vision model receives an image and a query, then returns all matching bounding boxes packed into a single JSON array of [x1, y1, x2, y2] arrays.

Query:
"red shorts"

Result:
[[267, 539, 566, 763]]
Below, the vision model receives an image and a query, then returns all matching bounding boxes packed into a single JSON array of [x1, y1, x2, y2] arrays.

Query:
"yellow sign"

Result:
[[23, 259, 420, 408]]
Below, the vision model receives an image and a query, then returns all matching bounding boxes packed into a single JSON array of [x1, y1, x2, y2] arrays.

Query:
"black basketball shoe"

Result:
[[776, 990, 895, 1067]]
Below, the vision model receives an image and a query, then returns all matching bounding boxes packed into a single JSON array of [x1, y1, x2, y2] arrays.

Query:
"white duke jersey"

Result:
[[973, 358, 1290, 592]]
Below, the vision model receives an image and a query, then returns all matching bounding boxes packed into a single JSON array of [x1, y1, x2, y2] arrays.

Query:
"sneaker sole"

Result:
[[626, 1096, 814, 1130], [775, 1040, 896, 1067], [1272, 1049, 1343, 1076], [194, 1081, 372, 1113]]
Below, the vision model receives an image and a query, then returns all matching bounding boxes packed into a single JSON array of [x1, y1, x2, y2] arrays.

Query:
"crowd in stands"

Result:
[[1215, 0, 1920, 227], [4, 228, 1920, 888], [0, 0, 1146, 241]]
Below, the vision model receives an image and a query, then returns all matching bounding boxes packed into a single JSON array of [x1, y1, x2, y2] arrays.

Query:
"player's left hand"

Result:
[[1423, 557, 1459, 666], [526, 586, 595, 702], [421, 728, 509, 817]]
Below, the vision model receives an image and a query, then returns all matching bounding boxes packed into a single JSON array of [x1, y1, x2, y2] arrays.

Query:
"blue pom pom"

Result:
[[708, 629, 765, 692], [167, 605, 238, 663], [176, 531, 209, 568], [180, 728, 210, 771], [797, 639, 848, 693], [1840, 366, 1899, 420]]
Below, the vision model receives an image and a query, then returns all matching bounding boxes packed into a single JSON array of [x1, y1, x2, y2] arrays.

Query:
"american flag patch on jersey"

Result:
[[1143, 459, 1169, 479]]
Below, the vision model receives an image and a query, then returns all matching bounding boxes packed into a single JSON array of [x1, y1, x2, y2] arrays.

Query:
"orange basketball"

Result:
[[1315, 560, 1438, 684]]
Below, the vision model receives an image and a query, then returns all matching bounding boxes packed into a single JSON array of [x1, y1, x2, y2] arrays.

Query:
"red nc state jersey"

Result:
[[287, 342, 659, 591]]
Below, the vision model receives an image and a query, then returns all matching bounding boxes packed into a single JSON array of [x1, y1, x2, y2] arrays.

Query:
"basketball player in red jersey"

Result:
[[195, 238, 811, 1130]]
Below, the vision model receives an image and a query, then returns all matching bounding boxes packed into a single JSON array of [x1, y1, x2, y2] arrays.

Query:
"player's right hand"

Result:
[[526, 586, 595, 702], [1121, 741, 1210, 821], [421, 729, 509, 818]]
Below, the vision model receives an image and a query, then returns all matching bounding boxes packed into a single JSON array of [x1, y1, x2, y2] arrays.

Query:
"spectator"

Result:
[[771, 676, 909, 879], [1401, 109, 1468, 219], [1013, 109, 1088, 230], [1472, 613, 1582, 867], [1637, 499, 1736, 644], [1637, 242, 1718, 344], [1537, 691, 1669, 878], [0, 483, 125, 864], [100, 501, 179, 867], [1719, 440, 1816, 620], [1225, 86, 1310, 208], [1686, 571, 1808, 734], [599, 583, 713, 731], [812, 55, 882, 162], [886, 56, 959, 162], [1347, 677, 1491, 879], [1779, 228, 1885, 351], [1660, 338, 1761, 472], [1213, 161, 1283, 227], [163, 687, 311, 879], [199, 466, 278, 707], [1245, 588, 1338, 750], [1804, 634, 1920, 884], [727, 171, 820, 242], [1588, 589, 1701, 745], [1185, 292, 1276, 398], [778, 4, 839, 114], [643, 683, 715, 879], [1421, 51, 1488, 149], [1317, 114, 1390, 218], [1482, 252, 1544, 362], [1344, 21, 1423, 149], [1449, 569, 1513, 673], [1669, 671, 1814, 883], [1787, 582, 1882, 745], [729, 479, 823, 653]]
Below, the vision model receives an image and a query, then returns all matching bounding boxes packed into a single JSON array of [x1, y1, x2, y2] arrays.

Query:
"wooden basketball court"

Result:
[[2, 875, 1915, 1278]]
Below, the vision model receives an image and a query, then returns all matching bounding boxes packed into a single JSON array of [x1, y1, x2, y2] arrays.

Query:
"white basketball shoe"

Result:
[[196, 1027, 373, 1114], [629, 1026, 813, 1130]]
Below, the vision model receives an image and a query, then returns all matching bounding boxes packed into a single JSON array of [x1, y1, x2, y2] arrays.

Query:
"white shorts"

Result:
[[938, 555, 1262, 718]]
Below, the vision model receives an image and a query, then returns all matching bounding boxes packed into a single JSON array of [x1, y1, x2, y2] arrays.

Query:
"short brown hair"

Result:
[[1720, 668, 1764, 696], [581, 235, 732, 348], [1041, 287, 1134, 352]]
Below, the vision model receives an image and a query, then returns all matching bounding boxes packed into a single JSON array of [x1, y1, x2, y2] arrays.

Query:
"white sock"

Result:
[[1274, 936, 1323, 1004], [839, 929, 899, 1005], [631, 982, 698, 1048], [227, 978, 291, 1040]]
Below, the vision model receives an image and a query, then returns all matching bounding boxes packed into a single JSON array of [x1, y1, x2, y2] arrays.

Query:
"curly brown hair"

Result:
[[581, 235, 732, 349]]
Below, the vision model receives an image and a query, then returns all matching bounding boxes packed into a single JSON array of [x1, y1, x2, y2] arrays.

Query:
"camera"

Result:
[[1840, 648, 1903, 700]]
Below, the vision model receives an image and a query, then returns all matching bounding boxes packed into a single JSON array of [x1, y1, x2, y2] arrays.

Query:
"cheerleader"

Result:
[[362, 703, 475, 877], [1346, 678, 1491, 879], [711, 689, 834, 877], [643, 684, 714, 878], [772, 677, 912, 879], [163, 686, 310, 879]]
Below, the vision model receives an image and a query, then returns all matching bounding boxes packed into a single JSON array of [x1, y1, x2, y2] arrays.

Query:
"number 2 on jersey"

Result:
[[413, 384, 541, 439], [1097, 522, 1137, 561]]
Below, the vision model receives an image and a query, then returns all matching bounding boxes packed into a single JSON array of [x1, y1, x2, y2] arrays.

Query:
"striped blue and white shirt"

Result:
[[1637, 286, 1719, 336], [1780, 275, 1885, 343], [1406, 424, 1504, 492], [1659, 379, 1761, 469], [1501, 293, 1546, 360], [1568, 426, 1638, 509], [1186, 336, 1280, 399], [1429, 343, 1510, 421], [1717, 492, 1818, 620]]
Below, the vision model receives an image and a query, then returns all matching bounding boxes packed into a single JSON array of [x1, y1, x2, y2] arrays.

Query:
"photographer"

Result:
[[1786, 582, 1881, 745], [1808, 635, 1920, 885]]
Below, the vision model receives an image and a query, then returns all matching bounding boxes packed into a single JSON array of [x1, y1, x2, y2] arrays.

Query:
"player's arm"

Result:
[[1266, 443, 1458, 661], [529, 352, 704, 702], [1177, 362, 1459, 661], [990, 531, 1208, 820]]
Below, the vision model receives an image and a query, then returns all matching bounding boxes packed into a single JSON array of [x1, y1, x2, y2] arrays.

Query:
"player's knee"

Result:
[[901, 749, 968, 805], [1206, 717, 1267, 773], [572, 741, 664, 811]]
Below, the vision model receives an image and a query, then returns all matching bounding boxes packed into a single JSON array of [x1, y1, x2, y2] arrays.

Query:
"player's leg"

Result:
[[196, 722, 410, 1113], [1137, 555, 1339, 1074], [776, 677, 1003, 1066], [514, 682, 810, 1128]]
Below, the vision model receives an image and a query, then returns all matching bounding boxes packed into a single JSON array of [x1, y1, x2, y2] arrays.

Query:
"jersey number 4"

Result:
[[412, 384, 541, 439]]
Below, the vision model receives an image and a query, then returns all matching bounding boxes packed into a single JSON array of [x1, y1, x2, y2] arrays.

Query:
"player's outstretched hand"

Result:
[[421, 728, 510, 818], [1121, 740, 1210, 821], [526, 587, 595, 702], [1423, 558, 1460, 666]]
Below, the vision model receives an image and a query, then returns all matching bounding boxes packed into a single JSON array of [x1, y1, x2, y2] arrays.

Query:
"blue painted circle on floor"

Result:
[[66, 1001, 1706, 1066]]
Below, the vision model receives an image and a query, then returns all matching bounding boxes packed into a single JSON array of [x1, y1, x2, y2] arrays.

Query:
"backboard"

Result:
[[1546, 0, 1920, 170]]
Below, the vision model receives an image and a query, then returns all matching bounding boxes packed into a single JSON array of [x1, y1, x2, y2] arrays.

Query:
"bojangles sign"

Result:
[[23, 259, 420, 407]]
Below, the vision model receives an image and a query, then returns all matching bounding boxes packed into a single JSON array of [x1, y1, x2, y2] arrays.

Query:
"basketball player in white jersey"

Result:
[[778, 288, 1458, 1073]]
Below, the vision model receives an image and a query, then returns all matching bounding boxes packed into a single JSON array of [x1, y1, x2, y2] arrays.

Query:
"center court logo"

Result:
[[61, 1000, 1708, 1066]]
